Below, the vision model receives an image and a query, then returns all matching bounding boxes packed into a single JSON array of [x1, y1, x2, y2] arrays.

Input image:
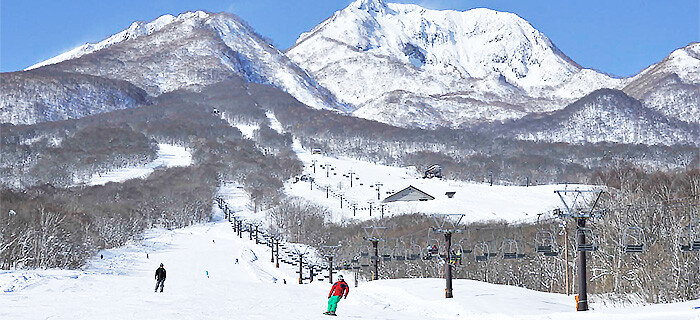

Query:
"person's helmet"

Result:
[[160, 263, 164, 267], [337, 275, 343, 280]]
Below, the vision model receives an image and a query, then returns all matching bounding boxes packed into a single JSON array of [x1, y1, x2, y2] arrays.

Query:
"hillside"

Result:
[[493, 89, 700, 146], [0, 70, 149, 125]]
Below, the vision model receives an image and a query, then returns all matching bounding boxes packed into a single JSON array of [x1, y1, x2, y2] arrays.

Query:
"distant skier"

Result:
[[324, 275, 349, 316], [155, 263, 166, 292]]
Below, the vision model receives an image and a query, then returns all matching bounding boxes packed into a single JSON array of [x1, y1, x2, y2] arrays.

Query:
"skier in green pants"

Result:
[[324, 275, 349, 316]]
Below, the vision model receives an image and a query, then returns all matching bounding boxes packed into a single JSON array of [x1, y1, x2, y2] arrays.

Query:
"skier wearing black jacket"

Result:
[[155, 263, 166, 292]]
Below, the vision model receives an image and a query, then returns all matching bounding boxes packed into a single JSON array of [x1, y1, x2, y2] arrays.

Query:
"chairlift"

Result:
[[622, 225, 646, 253], [448, 243, 465, 266], [392, 244, 406, 261], [535, 230, 559, 255], [474, 242, 490, 262], [381, 246, 393, 262], [407, 244, 422, 261], [576, 228, 598, 252], [679, 218, 700, 252], [502, 239, 525, 259], [423, 239, 440, 260]]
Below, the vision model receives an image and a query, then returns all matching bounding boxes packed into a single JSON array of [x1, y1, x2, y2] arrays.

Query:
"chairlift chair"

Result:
[[622, 225, 646, 253], [502, 239, 525, 259], [392, 245, 406, 261], [576, 228, 598, 252], [458, 239, 473, 254], [407, 244, 422, 261], [679, 219, 700, 252], [474, 242, 490, 262], [423, 239, 440, 260], [535, 230, 557, 253]]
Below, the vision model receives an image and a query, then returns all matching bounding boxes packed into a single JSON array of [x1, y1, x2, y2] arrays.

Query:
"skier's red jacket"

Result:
[[328, 280, 349, 298]]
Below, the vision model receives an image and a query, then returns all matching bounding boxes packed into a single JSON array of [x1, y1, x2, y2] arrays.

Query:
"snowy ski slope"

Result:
[[2, 210, 698, 319], [75, 143, 192, 186], [284, 141, 596, 224]]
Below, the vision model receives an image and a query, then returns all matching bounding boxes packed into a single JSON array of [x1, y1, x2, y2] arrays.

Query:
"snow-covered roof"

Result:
[[383, 185, 435, 202]]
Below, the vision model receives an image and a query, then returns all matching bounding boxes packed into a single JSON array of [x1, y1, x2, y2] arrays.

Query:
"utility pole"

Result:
[[238, 221, 242, 238], [554, 189, 603, 311], [369, 203, 372, 217], [352, 204, 357, 217], [310, 177, 314, 190], [489, 171, 493, 186], [311, 159, 317, 174], [431, 214, 464, 299], [363, 226, 388, 281], [340, 195, 343, 209], [326, 186, 329, 199], [325, 163, 331, 178]]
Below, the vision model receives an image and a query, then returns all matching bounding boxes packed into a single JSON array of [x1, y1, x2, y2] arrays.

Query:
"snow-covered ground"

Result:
[[76, 143, 192, 186], [2, 215, 698, 319], [285, 143, 596, 224]]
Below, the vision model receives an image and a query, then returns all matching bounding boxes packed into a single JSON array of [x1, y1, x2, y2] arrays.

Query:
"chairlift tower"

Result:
[[431, 214, 465, 298], [348, 170, 356, 188], [321, 243, 342, 283], [291, 245, 311, 284], [554, 189, 604, 311], [363, 226, 388, 280]]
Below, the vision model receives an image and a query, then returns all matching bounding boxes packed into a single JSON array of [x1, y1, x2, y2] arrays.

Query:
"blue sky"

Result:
[[1, 0, 698, 76]]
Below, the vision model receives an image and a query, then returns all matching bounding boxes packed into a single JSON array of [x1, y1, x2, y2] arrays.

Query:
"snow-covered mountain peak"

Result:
[[287, 0, 624, 128], [17, 10, 348, 118], [353, 0, 389, 12]]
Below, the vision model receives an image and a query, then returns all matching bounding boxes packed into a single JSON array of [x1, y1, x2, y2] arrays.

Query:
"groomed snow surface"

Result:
[[285, 143, 596, 224], [2, 216, 698, 319], [77, 143, 192, 186]]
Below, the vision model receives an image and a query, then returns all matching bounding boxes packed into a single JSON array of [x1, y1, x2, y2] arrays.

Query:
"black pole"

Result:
[[271, 238, 275, 263], [326, 187, 329, 198], [340, 196, 343, 209], [275, 240, 280, 268], [577, 218, 588, 311], [238, 221, 242, 238], [255, 226, 259, 244], [310, 265, 314, 283], [299, 254, 304, 284], [369, 204, 372, 217], [381, 205, 385, 219], [372, 240, 379, 280], [328, 256, 334, 284], [249, 225, 253, 241], [445, 232, 453, 298]]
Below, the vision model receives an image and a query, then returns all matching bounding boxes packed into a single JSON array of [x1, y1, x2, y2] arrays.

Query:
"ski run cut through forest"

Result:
[[1, 131, 699, 319], [1, 206, 699, 319]]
